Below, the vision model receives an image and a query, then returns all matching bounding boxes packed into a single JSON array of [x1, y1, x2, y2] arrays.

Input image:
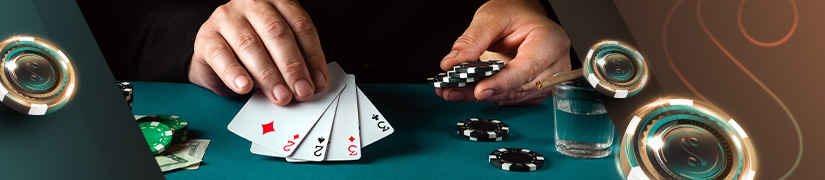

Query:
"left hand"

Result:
[[436, 0, 571, 106]]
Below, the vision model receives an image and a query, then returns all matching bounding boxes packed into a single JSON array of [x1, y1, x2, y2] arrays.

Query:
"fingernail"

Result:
[[294, 80, 313, 97], [443, 50, 458, 60], [478, 89, 494, 100], [448, 91, 464, 101], [234, 76, 249, 89], [312, 70, 327, 90], [273, 84, 290, 101]]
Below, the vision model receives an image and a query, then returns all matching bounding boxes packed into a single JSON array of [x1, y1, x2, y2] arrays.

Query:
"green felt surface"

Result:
[[129, 81, 624, 179]]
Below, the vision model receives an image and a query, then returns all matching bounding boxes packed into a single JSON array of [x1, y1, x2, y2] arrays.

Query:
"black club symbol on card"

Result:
[[372, 114, 380, 121]]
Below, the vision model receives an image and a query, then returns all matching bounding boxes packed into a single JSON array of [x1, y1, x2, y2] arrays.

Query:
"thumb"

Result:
[[473, 27, 570, 100], [440, 13, 506, 71]]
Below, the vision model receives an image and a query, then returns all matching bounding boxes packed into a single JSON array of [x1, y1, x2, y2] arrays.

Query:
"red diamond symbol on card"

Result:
[[261, 121, 275, 135], [349, 136, 355, 142], [293, 134, 300, 140]]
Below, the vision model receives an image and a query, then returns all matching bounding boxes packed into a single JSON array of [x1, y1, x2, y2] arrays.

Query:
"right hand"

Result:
[[188, 0, 329, 106]]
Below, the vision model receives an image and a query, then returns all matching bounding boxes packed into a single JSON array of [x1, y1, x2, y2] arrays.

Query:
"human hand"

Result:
[[436, 0, 571, 106], [188, 0, 328, 106]]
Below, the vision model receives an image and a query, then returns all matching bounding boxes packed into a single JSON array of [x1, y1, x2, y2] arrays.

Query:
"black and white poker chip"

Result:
[[427, 77, 466, 88], [489, 148, 545, 172], [446, 70, 496, 78], [452, 60, 504, 73], [438, 73, 480, 83], [427, 60, 505, 88], [457, 118, 508, 139]]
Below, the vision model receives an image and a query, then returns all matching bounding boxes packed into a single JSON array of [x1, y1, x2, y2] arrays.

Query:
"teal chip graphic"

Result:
[[620, 99, 756, 180], [583, 41, 648, 98], [0, 36, 76, 115]]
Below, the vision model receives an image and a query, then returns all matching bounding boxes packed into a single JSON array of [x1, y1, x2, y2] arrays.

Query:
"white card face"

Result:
[[228, 62, 347, 156], [325, 74, 361, 161], [250, 142, 283, 157], [356, 87, 394, 148], [285, 95, 339, 161]]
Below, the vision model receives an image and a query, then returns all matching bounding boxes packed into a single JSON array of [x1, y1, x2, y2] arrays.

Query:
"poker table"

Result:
[[130, 81, 624, 179]]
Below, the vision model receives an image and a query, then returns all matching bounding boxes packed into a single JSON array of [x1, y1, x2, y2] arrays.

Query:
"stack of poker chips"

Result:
[[137, 115, 189, 154], [456, 118, 509, 142], [427, 60, 504, 88], [117, 81, 133, 109]]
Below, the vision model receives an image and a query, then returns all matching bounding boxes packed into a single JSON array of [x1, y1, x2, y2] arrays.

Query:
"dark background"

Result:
[[75, 0, 574, 84], [76, 0, 485, 83]]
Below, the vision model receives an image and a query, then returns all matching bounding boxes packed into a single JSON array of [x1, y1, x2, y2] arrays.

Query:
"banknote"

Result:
[[165, 139, 211, 169], [155, 151, 201, 172]]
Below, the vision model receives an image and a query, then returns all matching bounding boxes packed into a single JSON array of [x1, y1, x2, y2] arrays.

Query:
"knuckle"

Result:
[[290, 18, 316, 35], [213, 5, 230, 16], [234, 33, 261, 52], [454, 34, 481, 47], [262, 20, 292, 39], [279, 61, 307, 75], [303, 52, 325, 63], [525, 59, 545, 82], [256, 67, 281, 83], [205, 44, 231, 62], [274, 0, 301, 7], [239, 0, 261, 4], [218, 63, 243, 77]]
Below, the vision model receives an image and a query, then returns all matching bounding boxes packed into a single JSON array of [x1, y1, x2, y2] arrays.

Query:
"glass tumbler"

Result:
[[553, 78, 614, 159]]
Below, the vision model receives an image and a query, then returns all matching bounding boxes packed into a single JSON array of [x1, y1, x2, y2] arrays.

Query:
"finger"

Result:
[[244, 2, 315, 101], [189, 50, 240, 97], [473, 27, 571, 101], [214, 6, 293, 106], [196, 30, 253, 95], [440, 10, 508, 71], [269, 0, 328, 92], [435, 87, 444, 97], [441, 86, 477, 102]]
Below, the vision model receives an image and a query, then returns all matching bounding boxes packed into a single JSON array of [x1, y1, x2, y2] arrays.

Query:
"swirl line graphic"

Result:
[[662, 0, 803, 179]]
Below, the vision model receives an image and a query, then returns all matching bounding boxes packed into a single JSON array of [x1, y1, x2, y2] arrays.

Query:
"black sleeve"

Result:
[[77, 0, 227, 82], [539, 0, 582, 70]]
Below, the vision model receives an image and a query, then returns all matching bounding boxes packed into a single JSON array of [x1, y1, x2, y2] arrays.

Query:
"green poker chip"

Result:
[[137, 115, 188, 133], [172, 129, 188, 138], [139, 121, 174, 155], [171, 135, 188, 144]]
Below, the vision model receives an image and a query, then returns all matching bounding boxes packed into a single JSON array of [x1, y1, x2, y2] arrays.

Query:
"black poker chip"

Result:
[[446, 70, 497, 78], [427, 77, 466, 88], [459, 132, 509, 142], [489, 148, 545, 172], [117, 81, 133, 109], [437, 73, 484, 83], [427, 60, 504, 88], [452, 60, 504, 73], [457, 118, 508, 139]]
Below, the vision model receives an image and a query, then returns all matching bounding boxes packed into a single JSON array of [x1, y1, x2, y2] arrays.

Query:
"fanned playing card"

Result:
[[356, 87, 394, 148], [250, 95, 339, 159], [325, 74, 361, 161], [228, 62, 347, 157], [285, 95, 339, 162]]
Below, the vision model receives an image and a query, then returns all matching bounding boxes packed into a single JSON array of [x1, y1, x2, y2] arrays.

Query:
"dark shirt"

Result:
[[77, 0, 565, 83]]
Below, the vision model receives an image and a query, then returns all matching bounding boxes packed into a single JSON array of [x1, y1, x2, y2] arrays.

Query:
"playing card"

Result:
[[325, 74, 361, 161], [250, 142, 283, 157], [250, 95, 339, 159], [356, 87, 394, 148], [228, 62, 347, 157], [285, 95, 339, 162]]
